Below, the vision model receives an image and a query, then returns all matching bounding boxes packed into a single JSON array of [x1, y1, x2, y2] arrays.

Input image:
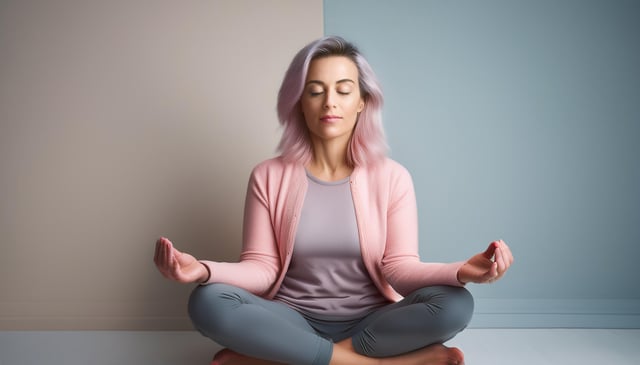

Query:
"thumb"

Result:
[[482, 241, 498, 260], [479, 262, 499, 283]]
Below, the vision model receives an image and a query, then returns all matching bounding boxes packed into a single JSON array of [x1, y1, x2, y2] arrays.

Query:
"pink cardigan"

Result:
[[201, 157, 464, 302]]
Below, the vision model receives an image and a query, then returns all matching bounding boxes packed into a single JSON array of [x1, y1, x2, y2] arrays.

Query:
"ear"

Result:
[[358, 99, 365, 112]]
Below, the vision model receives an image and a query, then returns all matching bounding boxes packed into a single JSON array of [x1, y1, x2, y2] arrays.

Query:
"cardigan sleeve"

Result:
[[200, 163, 281, 295], [380, 164, 465, 296]]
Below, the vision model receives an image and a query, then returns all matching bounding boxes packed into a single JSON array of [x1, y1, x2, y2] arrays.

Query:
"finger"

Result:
[[502, 240, 514, 266], [154, 238, 161, 265], [154, 237, 168, 265], [482, 262, 499, 283], [155, 240, 176, 279], [494, 243, 507, 275], [497, 240, 513, 271], [167, 247, 182, 279], [482, 241, 498, 260], [163, 239, 174, 270], [156, 238, 164, 259]]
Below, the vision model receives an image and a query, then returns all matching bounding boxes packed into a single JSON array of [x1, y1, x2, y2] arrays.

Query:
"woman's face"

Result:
[[300, 56, 365, 146]]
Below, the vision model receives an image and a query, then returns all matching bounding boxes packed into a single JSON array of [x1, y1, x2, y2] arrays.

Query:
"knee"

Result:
[[188, 283, 243, 338], [446, 286, 474, 326], [410, 285, 474, 307], [412, 285, 475, 328]]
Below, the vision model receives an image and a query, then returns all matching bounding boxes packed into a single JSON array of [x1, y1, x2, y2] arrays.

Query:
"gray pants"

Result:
[[189, 283, 474, 365]]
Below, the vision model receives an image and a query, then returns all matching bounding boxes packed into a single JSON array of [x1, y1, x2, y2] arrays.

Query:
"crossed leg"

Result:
[[190, 284, 473, 365]]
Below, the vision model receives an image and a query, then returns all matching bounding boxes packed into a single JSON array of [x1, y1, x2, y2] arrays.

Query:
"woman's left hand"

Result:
[[457, 240, 514, 284]]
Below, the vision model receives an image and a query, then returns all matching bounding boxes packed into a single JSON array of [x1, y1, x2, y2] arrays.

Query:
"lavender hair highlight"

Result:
[[276, 36, 388, 166]]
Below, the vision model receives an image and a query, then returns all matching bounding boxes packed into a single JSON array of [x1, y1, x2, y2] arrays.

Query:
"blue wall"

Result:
[[325, 0, 640, 328]]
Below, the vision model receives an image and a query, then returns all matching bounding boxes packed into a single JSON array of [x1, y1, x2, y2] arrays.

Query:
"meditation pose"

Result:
[[154, 36, 514, 365]]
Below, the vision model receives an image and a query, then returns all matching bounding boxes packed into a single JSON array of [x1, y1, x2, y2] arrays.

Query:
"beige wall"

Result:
[[0, 0, 323, 330]]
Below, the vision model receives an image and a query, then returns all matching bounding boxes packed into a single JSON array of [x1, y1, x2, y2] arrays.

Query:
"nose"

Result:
[[323, 90, 336, 109]]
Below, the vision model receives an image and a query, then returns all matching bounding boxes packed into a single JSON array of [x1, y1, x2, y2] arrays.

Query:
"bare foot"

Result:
[[212, 344, 463, 365], [210, 348, 284, 365], [393, 344, 464, 365], [333, 339, 464, 365]]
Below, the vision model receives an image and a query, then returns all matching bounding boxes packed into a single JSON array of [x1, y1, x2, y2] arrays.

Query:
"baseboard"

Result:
[[0, 316, 194, 331], [469, 298, 640, 328], [2, 299, 639, 330]]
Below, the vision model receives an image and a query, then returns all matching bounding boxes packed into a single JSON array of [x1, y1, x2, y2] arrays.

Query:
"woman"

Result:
[[154, 36, 513, 365]]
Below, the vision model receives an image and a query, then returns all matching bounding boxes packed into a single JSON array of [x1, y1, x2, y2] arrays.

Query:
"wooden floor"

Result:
[[1, 329, 638, 364]]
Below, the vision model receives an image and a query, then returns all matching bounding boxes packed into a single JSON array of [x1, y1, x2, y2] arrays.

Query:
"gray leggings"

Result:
[[189, 283, 474, 365]]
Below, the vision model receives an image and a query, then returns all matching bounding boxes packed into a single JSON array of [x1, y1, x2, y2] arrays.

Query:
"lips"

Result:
[[320, 115, 342, 122]]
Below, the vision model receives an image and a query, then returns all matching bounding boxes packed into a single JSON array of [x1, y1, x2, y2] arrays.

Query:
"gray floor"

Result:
[[0, 329, 638, 364]]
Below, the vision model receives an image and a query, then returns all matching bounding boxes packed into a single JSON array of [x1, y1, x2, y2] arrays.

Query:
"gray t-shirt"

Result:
[[274, 171, 389, 320]]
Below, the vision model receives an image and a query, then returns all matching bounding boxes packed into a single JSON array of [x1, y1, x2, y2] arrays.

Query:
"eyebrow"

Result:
[[305, 79, 356, 86]]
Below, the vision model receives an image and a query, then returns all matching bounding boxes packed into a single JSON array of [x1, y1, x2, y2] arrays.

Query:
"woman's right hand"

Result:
[[154, 237, 210, 284]]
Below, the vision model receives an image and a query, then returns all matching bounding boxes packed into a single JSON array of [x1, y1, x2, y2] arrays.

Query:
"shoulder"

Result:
[[251, 156, 286, 175], [251, 156, 296, 173], [358, 157, 413, 182], [249, 156, 305, 185], [352, 158, 415, 199], [383, 158, 411, 176]]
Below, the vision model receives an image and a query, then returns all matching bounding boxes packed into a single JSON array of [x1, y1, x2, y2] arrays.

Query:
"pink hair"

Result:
[[276, 36, 388, 167]]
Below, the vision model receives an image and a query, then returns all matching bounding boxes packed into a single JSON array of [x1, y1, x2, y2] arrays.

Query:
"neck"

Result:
[[307, 138, 352, 181]]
